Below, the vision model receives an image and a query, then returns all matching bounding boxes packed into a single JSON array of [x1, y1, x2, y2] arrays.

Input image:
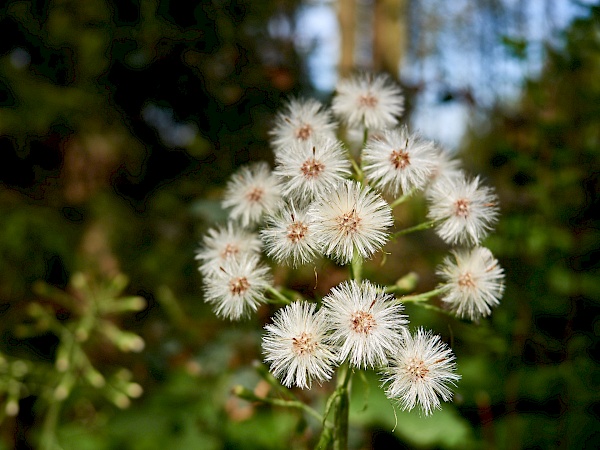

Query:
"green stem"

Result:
[[232, 385, 324, 424], [397, 287, 448, 303], [40, 399, 62, 450], [265, 286, 292, 305], [349, 156, 363, 182], [391, 219, 440, 240], [411, 302, 455, 317], [382, 272, 419, 295], [389, 189, 416, 209], [350, 254, 363, 283], [332, 364, 353, 450], [253, 361, 299, 401]]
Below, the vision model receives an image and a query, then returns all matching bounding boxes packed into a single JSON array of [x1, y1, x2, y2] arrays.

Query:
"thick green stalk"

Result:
[[350, 254, 363, 283], [332, 363, 353, 450]]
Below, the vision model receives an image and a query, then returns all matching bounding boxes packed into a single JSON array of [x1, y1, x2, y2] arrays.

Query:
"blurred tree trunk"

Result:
[[337, 0, 407, 76], [338, 0, 357, 77], [373, 0, 407, 75]]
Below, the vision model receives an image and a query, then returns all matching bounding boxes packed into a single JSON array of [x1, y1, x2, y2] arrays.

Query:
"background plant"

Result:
[[0, 1, 598, 449]]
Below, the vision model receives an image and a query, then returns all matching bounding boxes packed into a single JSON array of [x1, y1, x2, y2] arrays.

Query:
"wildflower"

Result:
[[363, 126, 438, 196], [332, 73, 404, 130], [222, 162, 282, 227], [274, 138, 351, 203], [270, 98, 337, 155], [260, 203, 320, 267], [437, 247, 505, 320], [263, 301, 337, 389], [381, 328, 460, 416], [322, 280, 407, 368], [427, 145, 462, 188], [308, 180, 393, 264], [195, 223, 261, 277], [203, 254, 271, 320], [426, 174, 499, 245]]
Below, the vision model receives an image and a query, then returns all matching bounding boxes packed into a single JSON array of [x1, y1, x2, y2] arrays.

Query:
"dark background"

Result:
[[0, 1, 598, 449]]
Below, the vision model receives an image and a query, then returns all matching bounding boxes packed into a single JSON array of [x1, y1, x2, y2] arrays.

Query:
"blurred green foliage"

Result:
[[460, 5, 600, 449], [0, 0, 598, 449]]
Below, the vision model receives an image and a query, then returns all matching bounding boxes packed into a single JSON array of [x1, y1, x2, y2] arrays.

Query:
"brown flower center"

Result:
[[406, 357, 429, 381], [229, 277, 250, 295], [390, 149, 410, 169], [350, 310, 376, 334], [454, 198, 470, 217], [336, 209, 361, 235], [295, 124, 313, 141], [301, 158, 325, 179], [220, 243, 239, 259], [359, 93, 378, 108], [458, 272, 475, 288], [287, 221, 308, 243], [246, 187, 264, 203], [292, 332, 317, 356]]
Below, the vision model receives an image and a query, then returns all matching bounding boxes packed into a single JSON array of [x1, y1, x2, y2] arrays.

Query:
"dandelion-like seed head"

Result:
[[323, 280, 407, 368], [427, 146, 462, 189], [381, 328, 460, 416], [308, 181, 393, 264], [438, 247, 505, 320], [260, 203, 319, 266], [363, 127, 437, 196], [203, 254, 271, 320], [270, 98, 337, 155], [195, 223, 261, 277], [222, 162, 282, 228], [427, 173, 499, 245], [263, 301, 337, 389], [332, 73, 404, 130], [275, 139, 351, 203]]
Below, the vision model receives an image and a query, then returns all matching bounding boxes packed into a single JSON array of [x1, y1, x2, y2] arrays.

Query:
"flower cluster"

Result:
[[197, 73, 505, 417]]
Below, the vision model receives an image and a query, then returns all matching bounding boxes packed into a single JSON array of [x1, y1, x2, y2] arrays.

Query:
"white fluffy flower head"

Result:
[[381, 328, 460, 416], [203, 254, 271, 320], [222, 162, 282, 227], [363, 126, 438, 196], [263, 301, 337, 389], [438, 247, 505, 320], [427, 145, 462, 188], [274, 138, 351, 203], [427, 174, 499, 245], [260, 203, 320, 267], [308, 181, 393, 264], [332, 73, 404, 130], [270, 98, 337, 155], [195, 223, 261, 277], [322, 280, 407, 369]]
